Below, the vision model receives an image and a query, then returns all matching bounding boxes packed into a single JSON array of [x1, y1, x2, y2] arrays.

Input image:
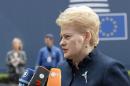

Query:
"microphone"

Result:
[[19, 68, 34, 86], [28, 66, 50, 86], [47, 68, 61, 86]]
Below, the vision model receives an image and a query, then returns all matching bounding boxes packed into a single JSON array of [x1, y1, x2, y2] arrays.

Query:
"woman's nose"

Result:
[[60, 38, 66, 47]]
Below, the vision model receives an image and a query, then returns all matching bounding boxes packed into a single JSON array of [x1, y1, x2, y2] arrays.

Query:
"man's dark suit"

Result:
[[58, 48, 130, 86]]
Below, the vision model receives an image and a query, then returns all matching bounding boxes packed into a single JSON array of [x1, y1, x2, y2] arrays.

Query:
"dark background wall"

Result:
[[0, 0, 129, 71]]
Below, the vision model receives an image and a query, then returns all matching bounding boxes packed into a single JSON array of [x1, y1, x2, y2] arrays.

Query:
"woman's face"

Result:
[[60, 25, 85, 59], [12, 39, 21, 50]]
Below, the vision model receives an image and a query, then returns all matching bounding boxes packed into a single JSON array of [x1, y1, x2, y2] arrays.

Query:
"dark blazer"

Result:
[[58, 48, 130, 86]]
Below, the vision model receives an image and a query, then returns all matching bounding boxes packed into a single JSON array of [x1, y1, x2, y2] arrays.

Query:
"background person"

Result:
[[6, 37, 27, 83], [36, 33, 63, 70]]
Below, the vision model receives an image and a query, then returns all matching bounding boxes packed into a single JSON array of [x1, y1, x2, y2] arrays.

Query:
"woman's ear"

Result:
[[84, 31, 91, 43]]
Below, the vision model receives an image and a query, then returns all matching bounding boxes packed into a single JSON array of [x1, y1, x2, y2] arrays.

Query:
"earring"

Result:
[[85, 45, 88, 48]]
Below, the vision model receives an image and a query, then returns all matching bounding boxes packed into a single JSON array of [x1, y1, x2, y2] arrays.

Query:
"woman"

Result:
[[6, 37, 27, 83], [56, 6, 130, 86]]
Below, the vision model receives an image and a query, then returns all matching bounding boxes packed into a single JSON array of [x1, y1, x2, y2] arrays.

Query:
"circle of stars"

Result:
[[100, 17, 118, 37]]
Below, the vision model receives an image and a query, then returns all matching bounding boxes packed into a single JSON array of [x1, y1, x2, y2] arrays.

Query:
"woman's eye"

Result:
[[65, 35, 71, 39]]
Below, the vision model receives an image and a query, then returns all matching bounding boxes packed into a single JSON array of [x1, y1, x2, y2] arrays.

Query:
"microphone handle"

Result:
[[28, 66, 50, 86]]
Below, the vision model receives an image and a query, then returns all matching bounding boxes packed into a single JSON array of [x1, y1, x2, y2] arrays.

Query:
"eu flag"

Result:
[[99, 13, 128, 40]]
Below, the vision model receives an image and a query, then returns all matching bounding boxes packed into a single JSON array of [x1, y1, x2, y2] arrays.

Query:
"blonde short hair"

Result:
[[56, 6, 100, 47], [12, 37, 23, 50]]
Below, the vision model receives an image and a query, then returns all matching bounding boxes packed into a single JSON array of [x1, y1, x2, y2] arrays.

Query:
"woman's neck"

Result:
[[13, 49, 20, 52], [72, 46, 94, 68]]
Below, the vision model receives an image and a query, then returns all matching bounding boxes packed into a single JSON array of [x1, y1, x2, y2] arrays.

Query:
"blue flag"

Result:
[[99, 13, 128, 40]]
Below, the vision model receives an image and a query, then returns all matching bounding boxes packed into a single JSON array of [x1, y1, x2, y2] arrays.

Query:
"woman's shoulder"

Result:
[[19, 50, 26, 54], [7, 50, 13, 55]]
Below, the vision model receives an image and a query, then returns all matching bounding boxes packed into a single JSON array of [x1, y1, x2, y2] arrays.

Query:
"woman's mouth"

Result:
[[63, 49, 68, 53]]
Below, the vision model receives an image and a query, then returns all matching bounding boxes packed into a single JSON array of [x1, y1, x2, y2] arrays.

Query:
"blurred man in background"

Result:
[[36, 34, 63, 70]]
